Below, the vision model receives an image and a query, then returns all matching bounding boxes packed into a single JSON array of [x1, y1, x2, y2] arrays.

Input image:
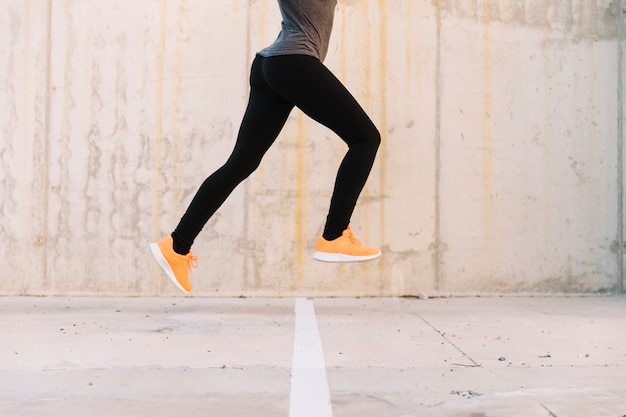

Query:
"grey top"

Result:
[[258, 0, 337, 62]]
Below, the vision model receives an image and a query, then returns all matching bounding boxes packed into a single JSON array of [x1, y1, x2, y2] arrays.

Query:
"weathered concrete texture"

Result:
[[439, 0, 619, 40], [0, 296, 624, 417], [0, 1, 624, 296]]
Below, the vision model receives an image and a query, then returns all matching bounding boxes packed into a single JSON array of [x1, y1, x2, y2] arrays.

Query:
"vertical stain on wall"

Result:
[[243, 1, 253, 290], [376, 0, 388, 288], [20, 1, 33, 225], [338, 1, 348, 80], [617, 0, 625, 293], [433, 0, 443, 290], [481, 0, 494, 246], [83, 0, 100, 242], [294, 113, 308, 281], [152, 0, 167, 243], [357, 2, 372, 106], [39, 0, 53, 289], [1, 6, 19, 239], [57, 2, 75, 252], [173, 0, 187, 217]]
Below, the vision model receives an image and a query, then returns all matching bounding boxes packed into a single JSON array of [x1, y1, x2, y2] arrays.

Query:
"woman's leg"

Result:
[[171, 56, 295, 254], [260, 55, 381, 240]]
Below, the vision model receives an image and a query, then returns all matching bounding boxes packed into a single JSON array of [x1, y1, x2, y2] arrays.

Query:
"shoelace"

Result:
[[187, 252, 199, 270], [344, 227, 363, 246]]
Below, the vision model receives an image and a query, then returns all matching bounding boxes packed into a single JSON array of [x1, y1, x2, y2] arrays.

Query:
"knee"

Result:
[[222, 155, 262, 183], [369, 127, 381, 150], [359, 125, 381, 153], [236, 160, 261, 182]]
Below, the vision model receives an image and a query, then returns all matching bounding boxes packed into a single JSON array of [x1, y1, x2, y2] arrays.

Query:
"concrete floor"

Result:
[[0, 296, 624, 417]]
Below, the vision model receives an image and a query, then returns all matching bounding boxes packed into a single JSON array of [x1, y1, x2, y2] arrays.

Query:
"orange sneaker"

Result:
[[313, 227, 381, 262], [149, 236, 198, 293]]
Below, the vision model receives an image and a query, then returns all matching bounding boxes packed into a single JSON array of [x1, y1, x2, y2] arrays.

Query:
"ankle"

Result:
[[172, 237, 190, 256], [322, 226, 345, 241]]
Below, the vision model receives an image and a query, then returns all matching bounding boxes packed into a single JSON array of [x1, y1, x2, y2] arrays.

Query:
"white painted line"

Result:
[[289, 298, 333, 417]]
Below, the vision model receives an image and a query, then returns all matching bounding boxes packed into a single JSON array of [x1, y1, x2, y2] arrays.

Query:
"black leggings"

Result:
[[172, 54, 380, 254]]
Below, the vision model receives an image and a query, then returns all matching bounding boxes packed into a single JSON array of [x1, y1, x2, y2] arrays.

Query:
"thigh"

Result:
[[261, 55, 378, 145], [229, 57, 295, 162]]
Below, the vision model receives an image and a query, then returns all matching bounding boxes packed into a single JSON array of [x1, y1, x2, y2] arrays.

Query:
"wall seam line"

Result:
[[433, 4, 442, 292], [617, 0, 624, 294], [42, 0, 53, 291]]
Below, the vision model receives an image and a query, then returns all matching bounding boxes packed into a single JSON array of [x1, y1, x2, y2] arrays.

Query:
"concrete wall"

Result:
[[0, 0, 624, 296]]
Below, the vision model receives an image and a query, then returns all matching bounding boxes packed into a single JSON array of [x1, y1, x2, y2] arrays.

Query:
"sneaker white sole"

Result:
[[149, 242, 190, 294], [313, 250, 381, 263]]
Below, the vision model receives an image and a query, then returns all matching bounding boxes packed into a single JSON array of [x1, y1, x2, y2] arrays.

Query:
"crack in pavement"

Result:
[[416, 314, 481, 367], [541, 403, 559, 417]]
